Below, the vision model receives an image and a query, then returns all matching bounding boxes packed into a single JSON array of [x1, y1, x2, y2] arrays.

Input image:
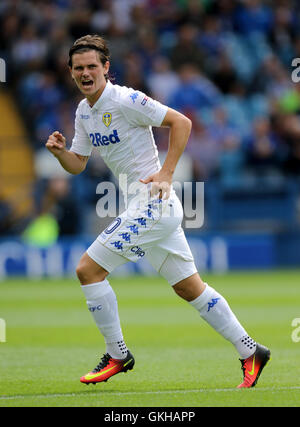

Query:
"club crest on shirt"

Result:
[[102, 112, 112, 127]]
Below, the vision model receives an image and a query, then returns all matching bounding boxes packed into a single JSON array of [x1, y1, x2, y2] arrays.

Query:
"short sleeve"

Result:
[[119, 89, 168, 128], [70, 106, 93, 156]]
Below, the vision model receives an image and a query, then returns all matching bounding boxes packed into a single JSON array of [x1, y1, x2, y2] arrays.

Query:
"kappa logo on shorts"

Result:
[[134, 218, 147, 228], [126, 224, 139, 235], [110, 241, 123, 251], [118, 232, 131, 243], [144, 207, 154, 219]]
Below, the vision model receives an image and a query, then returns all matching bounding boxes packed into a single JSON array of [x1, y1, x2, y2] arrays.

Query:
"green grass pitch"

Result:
[[0, 270, 300, 407]]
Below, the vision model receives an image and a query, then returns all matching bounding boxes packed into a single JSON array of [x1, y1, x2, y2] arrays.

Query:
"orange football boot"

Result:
[[80, 351, 135, 385], [237, 343, 271, 388]]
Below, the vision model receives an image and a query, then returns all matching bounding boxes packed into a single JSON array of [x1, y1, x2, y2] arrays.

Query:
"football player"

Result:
[[46, 35, 270, 388]]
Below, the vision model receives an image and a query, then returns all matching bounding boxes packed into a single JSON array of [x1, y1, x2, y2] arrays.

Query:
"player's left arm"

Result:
[[140, 108, 192, 198]]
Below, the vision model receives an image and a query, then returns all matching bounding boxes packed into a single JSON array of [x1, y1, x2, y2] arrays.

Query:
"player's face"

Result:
[[70, 50, 110, 105]]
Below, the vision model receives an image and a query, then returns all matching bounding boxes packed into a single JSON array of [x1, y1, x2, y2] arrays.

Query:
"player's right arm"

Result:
[[46, 131, 89, 175]]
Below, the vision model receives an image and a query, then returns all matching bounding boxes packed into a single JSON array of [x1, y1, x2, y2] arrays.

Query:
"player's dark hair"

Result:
[[68, 35, 110, 81]]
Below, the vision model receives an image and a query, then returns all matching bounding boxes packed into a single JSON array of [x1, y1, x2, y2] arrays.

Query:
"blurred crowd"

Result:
[[1, 0, 300, 237]]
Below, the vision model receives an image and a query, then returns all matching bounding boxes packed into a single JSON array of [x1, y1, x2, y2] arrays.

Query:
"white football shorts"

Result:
[[87, 191, 198, 286]]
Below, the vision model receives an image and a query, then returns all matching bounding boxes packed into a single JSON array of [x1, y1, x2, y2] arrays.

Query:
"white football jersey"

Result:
[[70, 81, 168, 197]]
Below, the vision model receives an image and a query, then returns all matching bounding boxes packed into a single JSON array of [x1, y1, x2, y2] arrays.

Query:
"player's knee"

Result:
[[76, 255, 108, 285], [173, 285, 200, 302], [173, 284, 190, 301], [76, 261, 89, 284], [172, 273, 206, 302]]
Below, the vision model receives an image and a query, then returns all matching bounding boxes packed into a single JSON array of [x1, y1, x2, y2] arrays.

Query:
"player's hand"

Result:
[[140, 170, 172, 199], [46, 131, 66, 157]]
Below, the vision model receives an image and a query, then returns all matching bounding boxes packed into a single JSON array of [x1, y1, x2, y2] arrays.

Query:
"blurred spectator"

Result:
[[211, 51, 238, 94], [207, 106, 240, 143], [168, 63, 222, 113], [244, 117, 283, 182], [0, 193, 13, 236], [218, 133, 245, 189], [233, 0, 273, 36], [111, 0, 143, 35], [265, 58, 295, 102], [185, 113, 222, 181], [0, 12, 20, 53], [268, 3, 296, 67], [176, 0, 204, 28], [283, 143, 300, 178], [279, 89, 300, 115], [199, 14, 224, 59], [273, 113, 300, 178], [200, 107, 245, 188], [147, 56, 180, 103], [18, 70, 65, 145], [169, 23, 204, 71], [122, 51, 151, 92], [222, 79, 252, 137], [68, 7, 93, 40], [12, 23, 47, 68], [41, 177, 80, 236], [90, 0, 113, 36], [134, 28, 162, 77], [149, 0, 181, 35], [210, 0, 235, 31]]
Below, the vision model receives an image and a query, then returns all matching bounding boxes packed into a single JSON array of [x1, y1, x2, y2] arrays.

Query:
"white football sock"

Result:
[[81, 280, 127, 359], [234, 335, 256, 359], [106, 340, 128, 360], [189, 283, 256, 359]]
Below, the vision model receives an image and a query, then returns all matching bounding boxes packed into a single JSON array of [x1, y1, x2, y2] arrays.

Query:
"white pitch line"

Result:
[[1, 386, 300, 401]]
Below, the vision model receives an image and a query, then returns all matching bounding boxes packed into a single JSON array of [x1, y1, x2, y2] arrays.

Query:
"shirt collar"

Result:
[[89, 80, 113, 111]]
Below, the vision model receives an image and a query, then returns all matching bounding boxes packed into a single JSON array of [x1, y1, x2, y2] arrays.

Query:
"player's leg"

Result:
[[173, 272, 257, 357], [77, 251, 128, 360], [78, 192, 185, 385], [147, 229, 270, 388], [76, 251, 108, 284], [172, 271, 271, 388], [78, 195, 182, 385], [77, 243, 134, 384]]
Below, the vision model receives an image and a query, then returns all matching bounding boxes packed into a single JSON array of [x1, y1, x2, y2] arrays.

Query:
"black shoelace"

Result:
[[92, 353, 111, 373]]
